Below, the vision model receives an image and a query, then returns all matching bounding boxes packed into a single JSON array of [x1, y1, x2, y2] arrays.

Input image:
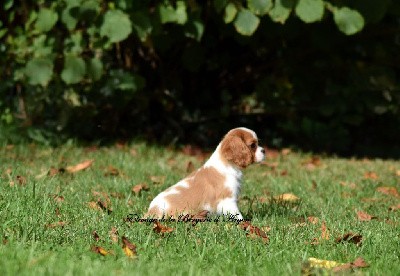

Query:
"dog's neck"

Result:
[[204, 144, 243, 180]]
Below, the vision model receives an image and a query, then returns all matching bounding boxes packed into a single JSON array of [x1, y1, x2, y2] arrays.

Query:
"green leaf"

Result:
[[224, 3, 238, 23], [268, 0, 295, 24], [87, 57, 103, 81], [25, 57, 54, 86], [61, 55, 86, 84], [295, 0, 324, 23], [100, 10, 132, 43], [35, 8, 58, 32], [234, 9, 260, 36], [61, 0, 80, 31], [159, 1, 188, 25], [184, 19, 204, 41], [247, 0, 272, 16], [4, 0, 13, 10], [131, 11, 152, 41], [333, 7, 365, 35], [109, 70, 145, 92]]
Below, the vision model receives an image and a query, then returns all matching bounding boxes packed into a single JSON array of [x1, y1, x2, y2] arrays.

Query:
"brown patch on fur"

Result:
[[162, 167, 231, 216], [220, 129, 258, 168]]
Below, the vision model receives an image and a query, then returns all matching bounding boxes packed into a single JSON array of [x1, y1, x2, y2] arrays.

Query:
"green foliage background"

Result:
[[0, 0, 399, 156]]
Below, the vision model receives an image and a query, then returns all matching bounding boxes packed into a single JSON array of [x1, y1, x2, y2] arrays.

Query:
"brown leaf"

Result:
[[340, 181, 357, 189], [48, 167, 62, 176], [45, 221, 66, 228], [16, 175, 27, 186], [281, 148, 291, 155], [321, 221, 330, 240], [336, 232, 362, 246], [149, 175, 166, 185], [302, 156, 322, 170], [265, 148, 280, 159], [364, 171, 378, 180], [122, 236, 137, 258], [130, 148, 138, 156], [376, 186, 400, 198], [88, 201, 102, 211], [273, 193, 300, 202], [92, 191, 112, 214], [389, 203, 400, 211], [307, 216, 319, 224], [51, 194, 65, 203], [109, 227, 119, 243], [104, 166, 120, 177], [91, 245, 109, 256], [92, 231, 100, 242], [333, 257, 369, 272], [66, 159, 94, 173], [356, 210, 376, 221], [186, 161, 195, 173], [153, 221, 173, 234], [239, 221, 269, 243], [132, 183, 149, 195]]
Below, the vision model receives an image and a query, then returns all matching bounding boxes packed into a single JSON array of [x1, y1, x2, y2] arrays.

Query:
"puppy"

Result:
[[146, 127, 265, 219]]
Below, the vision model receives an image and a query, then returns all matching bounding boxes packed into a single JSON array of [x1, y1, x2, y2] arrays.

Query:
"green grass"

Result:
[[0, 142, 399, 275]]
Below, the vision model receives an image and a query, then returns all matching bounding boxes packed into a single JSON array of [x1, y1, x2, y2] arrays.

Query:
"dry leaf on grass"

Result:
[[376, 186, 399, 198], [153, 221, 174, 234], [186, 161, 195, 173], [45, 221, 66, 228], [91, 245, 109, 256], [122, 236, 137, 258], [356, 210, 376, 221], [16, 175, 27, 186], [273, 193, 300, 202], [321, 221, 330, 240], [239, 221, 269, 243], [92, 191, 112, 214], [364, 171, 378, 180], [335, 232, 362, 246], [389, 203, 400, 211], [66, 159, 94, 173], [109, 227, 119, 243], [307, 216, 319, 224], [51, 194, 65, 203], [92, 231, 100, 242], [301, 156, 322, 170], [132, 183, 149, 195], [332, 257, 369, 272], [104, 166, 120, 177], [149, 175, 166, 185]]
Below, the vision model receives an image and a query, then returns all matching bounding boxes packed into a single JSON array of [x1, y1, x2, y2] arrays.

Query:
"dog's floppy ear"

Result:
[[221, 135, 252, 168]]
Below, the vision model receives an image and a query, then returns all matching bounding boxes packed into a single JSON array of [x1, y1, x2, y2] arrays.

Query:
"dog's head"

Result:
[[220, 127, 265, 168]]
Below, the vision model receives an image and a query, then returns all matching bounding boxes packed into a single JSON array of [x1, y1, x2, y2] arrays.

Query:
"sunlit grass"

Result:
[[0, 143, 399, 275]]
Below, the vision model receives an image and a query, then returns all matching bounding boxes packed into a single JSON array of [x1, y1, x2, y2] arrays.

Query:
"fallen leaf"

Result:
[[48, 167, 64, 177], [122, 236, 137, 258], [389, 203, 400, 211], [104, 166, 120, 177], [186, 161, 195, 173], [149, 175, 166, 184], [376, 186, 399, 198], [91, 245, 109, 256], [336, 232, 362, 246], [109, 227, 119, 243], [51, 194, 65, 203], [130, 148, 138, 156], [339, 181, 357, 189], [307, 257, 343, 269], [239, 221, 269, 243], [307, 216, 319, 224], [16, 175, 27, 186], [364, 171, 378, 180], [66, 159, 94, 173], [302, 156, 322, 170], [92, 191, 112, 214], [281, 148, 291, 155], [265, 148, 280, 159], [274, 193, 300, 202], [92, 231, 100, 242], [356, 210, 376, 221], [321, 221, 330, 240], [280, 170, 288, 176], [153, 221, 173, 234], [45, 221, 66, 228], [132, 183, 149, 195], [88, 201, 102, 211], [396, 170, 400, 177], [332, 257, 369, 272]]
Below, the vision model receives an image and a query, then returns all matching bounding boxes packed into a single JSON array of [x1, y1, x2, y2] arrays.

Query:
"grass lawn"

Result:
[[0, 142, 399, 275]]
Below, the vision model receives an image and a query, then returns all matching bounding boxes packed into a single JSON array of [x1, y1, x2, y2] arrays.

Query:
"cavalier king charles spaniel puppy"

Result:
[[146, 127, 265, 219]]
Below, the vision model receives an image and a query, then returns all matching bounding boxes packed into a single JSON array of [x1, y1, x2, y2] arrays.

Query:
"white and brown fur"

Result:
[[146, 127, 265, 219]]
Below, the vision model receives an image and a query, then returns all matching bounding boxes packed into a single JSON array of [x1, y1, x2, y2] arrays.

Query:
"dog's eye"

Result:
[[250, 143, 257, 149]]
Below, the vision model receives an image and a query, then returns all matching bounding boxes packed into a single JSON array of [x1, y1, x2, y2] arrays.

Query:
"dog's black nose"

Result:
[[261, 148, 265, 154]]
